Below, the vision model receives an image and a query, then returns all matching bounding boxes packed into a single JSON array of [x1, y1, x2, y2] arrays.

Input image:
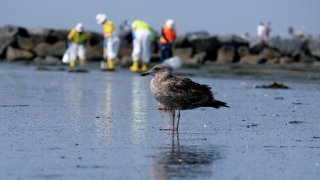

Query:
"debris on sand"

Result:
[[69, 69, 88, 73], [36, 66, 51, 71], [289, 120, 303, 124], [255, 81, 289, 89], [274, 97, 285, 100], [246, 123, 258, 128], [0, 104, 30, 107]]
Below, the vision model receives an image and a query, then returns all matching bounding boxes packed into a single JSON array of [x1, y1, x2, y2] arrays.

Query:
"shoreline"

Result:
[[2, 61, 320, 84]]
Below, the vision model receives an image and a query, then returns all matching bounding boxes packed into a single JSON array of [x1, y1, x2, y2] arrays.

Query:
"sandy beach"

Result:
[[0, 63, 319, 179]]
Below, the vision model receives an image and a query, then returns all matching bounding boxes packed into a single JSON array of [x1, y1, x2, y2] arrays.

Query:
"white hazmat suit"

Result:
[[132, 29, 152, 63]]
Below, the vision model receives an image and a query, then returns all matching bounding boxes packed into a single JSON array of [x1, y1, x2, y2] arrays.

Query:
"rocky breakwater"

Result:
[[0, 25, 319, 65], [0, 25, 106, 64], [174, 32, 320, 65]]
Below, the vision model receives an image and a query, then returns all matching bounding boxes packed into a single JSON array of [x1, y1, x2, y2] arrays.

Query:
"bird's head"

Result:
[[141, 64, 172, 77]]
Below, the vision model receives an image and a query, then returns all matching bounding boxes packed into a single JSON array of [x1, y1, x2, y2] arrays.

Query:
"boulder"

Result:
[[279, 56, 293, 64], [239, 54, 261, 64], [186, 31, 210, 41], [29, 28, 58, 44], [51, 29, 68, 41], [33, 43, 52, 57], [0, 34, 15, 58], [217, 45, 235, 63], [238, 46, 261, 64], [309, 38, 320, 57], [49, 41, 67, 57], [258, 48, 281, 63], [86, 45, 103, 61], [190, 52, 206, 64], [250, 41, 269, 54], [87, 31, 104, 46], [173, 48, 193, 60], [267, 37, 304, 55], [6, 46, 34, 61], [0, 25, 29, 37], [217, 35, 249, 47], [28, 28, 51, 44], [293, 53, 317, 63], [119, 46, 132, 60], [191, 36, 220, 63], [17, 36, 34, 50], [175, 35, 192, 48]]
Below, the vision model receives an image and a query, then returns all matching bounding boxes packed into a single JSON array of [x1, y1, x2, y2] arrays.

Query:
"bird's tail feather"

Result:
[[211, 100, 229, 108]]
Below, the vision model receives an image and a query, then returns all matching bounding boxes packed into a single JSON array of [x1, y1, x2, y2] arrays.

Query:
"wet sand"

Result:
[[0, 63, 319, 179]]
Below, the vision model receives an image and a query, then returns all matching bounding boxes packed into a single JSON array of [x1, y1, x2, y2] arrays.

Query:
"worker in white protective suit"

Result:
[[67, 23, 87, 68], [96, 13, 120, 71], [130, 20, 154, 72]]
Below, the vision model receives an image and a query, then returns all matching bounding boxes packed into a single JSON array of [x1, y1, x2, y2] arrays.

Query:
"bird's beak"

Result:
[[140, 72, 150, 76]]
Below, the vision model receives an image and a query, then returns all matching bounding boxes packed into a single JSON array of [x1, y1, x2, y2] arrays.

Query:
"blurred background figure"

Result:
[[159, 19, 176, 63], [119, 20, 131, 32], [256, 22, 264, 40], [96, 13, 120, 71], [262, 22, 271, 42], [130, 20, 154, 72], [67, 23, 87, 69]]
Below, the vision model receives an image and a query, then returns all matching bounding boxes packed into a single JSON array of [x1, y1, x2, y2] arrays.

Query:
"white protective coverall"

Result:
[[105, 36, 120, 60], [132, 29, 152, 63], [69, 43, 86, 61]]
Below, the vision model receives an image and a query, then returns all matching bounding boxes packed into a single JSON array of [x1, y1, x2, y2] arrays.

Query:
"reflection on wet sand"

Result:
[[65, 75, 84, 138], [151, 133, 224, 179], [131, 76, 148, 141], [96, 76, 112, 141]]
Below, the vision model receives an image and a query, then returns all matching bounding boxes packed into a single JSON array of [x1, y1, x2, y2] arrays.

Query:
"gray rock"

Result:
[[174, 48, 193, 60], [259, 48, 281, 63], [17, 36, 34, 50], [6, 46, 34, 61], [239, 54, 261, 64], [279, 56, 293, 64], [0, 34, 15, 58], [29, 28, 59, 44], [0, 25, 29, 38], [87, 31, 104, 46], [217, 35, 249, 46], [191, 36, 220, 63], [86, 45, 103, 61], [268, 37, 304, 55], [217, 45, 235, 63], [51, 29, 68, 41], [49, 41, 67, 57], [309, 37, 320, 57], [33, 43, 52, 57], [293, 53, 317, 63]]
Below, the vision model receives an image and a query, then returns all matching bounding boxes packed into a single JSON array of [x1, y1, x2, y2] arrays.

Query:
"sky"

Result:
[[0, 0, 319, 37]]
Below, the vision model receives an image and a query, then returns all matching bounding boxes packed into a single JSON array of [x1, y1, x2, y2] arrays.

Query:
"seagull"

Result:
[[141, 64, 229, 131]]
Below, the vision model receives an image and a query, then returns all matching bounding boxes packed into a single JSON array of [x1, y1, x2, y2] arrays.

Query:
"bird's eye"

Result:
[[154, 67, 159, 71]]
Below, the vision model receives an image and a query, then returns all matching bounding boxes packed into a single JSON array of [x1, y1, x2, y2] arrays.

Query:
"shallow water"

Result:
[[0, 63, 320, 180]]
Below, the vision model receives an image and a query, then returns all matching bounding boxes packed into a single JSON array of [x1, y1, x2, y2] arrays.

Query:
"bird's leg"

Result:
[[176, 110, 180, 132], [172, 110, 176, 131]]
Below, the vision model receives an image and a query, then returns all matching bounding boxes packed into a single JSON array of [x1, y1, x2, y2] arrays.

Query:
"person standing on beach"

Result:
[[130, 20, 154, 72], [256, 22, 264, 40], [67, 23, 87, 69], [262, 22, 271, 42], [96, 13, 120, 71], [159, 19, 176, 62]]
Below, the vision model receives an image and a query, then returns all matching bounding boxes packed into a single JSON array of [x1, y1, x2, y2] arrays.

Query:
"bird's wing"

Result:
[[166, 77, 214, 105]]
